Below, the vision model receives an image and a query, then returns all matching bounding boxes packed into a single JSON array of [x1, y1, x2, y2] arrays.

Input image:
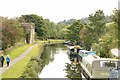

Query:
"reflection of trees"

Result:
[[64, 63, 82, 80], [40, 44, 66, 67]]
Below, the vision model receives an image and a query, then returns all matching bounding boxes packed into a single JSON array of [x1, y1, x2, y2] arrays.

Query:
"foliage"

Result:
[[21, 15, 68, 40], [79, 25, 93, 50], [66, 20, 84, 44], [2, 19, 24, 50], [88, 10, 105, 44], [64, 63, 82, 79], [91, 9, 119, 57], [43, 19, 57, 39], [111, 9, 120, 48], [21, 14, 45, 39], [58, 19, 76, 25], [20, 40, 64, 78], [2, 42, 43, 78], [21, 57, 43, 78]]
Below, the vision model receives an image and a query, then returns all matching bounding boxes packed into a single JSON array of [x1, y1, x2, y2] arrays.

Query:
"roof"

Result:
[[79, 50, 96, 57], [67, 45, 81, 49], [82, 55, 119, 65], [83, 55, 100, 64]]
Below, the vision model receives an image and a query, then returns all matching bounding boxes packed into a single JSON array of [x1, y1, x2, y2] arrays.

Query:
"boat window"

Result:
[[100, 61, 116, 67], [71, 49, 74, 52]]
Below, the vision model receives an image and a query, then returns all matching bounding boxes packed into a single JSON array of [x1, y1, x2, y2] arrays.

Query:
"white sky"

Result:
[[0, 0, 118, 22]]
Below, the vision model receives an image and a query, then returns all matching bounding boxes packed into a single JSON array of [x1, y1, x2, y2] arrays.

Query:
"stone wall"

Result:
[[22, 23, 35, 44]]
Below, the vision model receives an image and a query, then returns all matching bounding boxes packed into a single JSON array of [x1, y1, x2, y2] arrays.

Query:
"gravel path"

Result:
[[0, 44, 37, 76]]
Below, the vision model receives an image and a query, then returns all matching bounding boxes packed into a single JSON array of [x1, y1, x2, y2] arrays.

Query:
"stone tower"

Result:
[[22, 23, 35, 44]]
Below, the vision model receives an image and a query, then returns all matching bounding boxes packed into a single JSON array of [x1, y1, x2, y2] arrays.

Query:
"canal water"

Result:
[[38, 44, 82, 79]]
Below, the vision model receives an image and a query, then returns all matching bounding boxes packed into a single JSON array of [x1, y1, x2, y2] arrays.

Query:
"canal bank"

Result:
[[2, 40, 64, 78], [21, 43, 69, 78]]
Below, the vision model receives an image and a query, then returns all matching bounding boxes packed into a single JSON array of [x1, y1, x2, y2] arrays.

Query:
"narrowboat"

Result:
[[67, 45, 82, 62], [79, 54, 120, 80]]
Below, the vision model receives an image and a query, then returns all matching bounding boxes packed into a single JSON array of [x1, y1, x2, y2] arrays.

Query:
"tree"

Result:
[[88, 10, 105, 44], [2, 19, 24, 50], [111, 9, 120, 49], [21, 14, 45, 39], [79, 24, 93, 50], [66, 20, 84, 44]]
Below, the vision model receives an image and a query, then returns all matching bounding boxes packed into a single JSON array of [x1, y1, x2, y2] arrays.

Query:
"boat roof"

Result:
[[79, 50, 96, 57], [83, 55, 100, 64], [94, 58, 119, 61], [79, 50, 89, 52], [67, 45, 81, 49], [83, 55, 119, 65], [80, 50, 96, 53]]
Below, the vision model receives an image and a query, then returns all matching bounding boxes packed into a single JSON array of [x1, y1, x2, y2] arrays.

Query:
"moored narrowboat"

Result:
[[79, 54, 120, 80], [67, 45, 82, 62]]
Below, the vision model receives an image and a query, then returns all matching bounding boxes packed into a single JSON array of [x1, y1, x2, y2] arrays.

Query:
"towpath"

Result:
[[0, 43, 38, 76]]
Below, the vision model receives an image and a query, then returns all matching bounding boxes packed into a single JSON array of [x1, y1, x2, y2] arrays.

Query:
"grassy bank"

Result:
[[4, 44, 32, 60], [2, 40, 64, 78], [2, 43, 43, 78]]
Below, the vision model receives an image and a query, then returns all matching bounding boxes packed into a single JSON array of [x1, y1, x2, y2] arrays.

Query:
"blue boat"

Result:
[[78, 50, 96, 62]]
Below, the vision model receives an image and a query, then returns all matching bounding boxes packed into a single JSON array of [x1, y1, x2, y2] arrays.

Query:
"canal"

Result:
[[38, 44, 82, 79]]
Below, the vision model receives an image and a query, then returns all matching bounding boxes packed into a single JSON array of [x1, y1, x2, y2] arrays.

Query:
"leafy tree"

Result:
[[94, 9, 120, 58], [21, 14, 45, 39], [2, 19, 24, 50], [92, 21, 118, 58], [111, 9, 120, 48], [43, 19, 67, 39], [88, 10, 105, 44], [44, 20, 57, 39], [79, 24, 93, 50], [66, 20, 84, 44], [55, 23, 67, 39], [58, 19, 76, 25]]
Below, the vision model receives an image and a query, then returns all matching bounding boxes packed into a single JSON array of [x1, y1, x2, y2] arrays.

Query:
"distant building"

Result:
[[22, 23, 35, 44]]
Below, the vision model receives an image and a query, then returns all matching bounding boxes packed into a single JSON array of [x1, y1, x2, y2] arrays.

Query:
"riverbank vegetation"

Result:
[[2, 43, 41, 78], [65, 9, 119, 58], [2, 40, 64, 78], [21, 40, 64, 78]]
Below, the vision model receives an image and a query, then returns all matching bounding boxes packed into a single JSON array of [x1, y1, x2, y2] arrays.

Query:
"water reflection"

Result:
[[40, 44, 67, 67], [64, 63, 82, 80], [38, 44, 82, 79], [39, 44, 70, 78]]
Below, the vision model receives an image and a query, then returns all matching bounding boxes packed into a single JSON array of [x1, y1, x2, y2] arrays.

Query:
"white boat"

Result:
[[79, 54, 120, 79]]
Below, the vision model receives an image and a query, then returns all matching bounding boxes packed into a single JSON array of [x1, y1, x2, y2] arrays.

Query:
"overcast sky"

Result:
[[0, 0, 118, 22]]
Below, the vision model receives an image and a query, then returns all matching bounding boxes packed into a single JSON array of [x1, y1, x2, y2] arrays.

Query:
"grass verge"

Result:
[[4, 44, 32, 60], [2, 43, 43, 78]]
